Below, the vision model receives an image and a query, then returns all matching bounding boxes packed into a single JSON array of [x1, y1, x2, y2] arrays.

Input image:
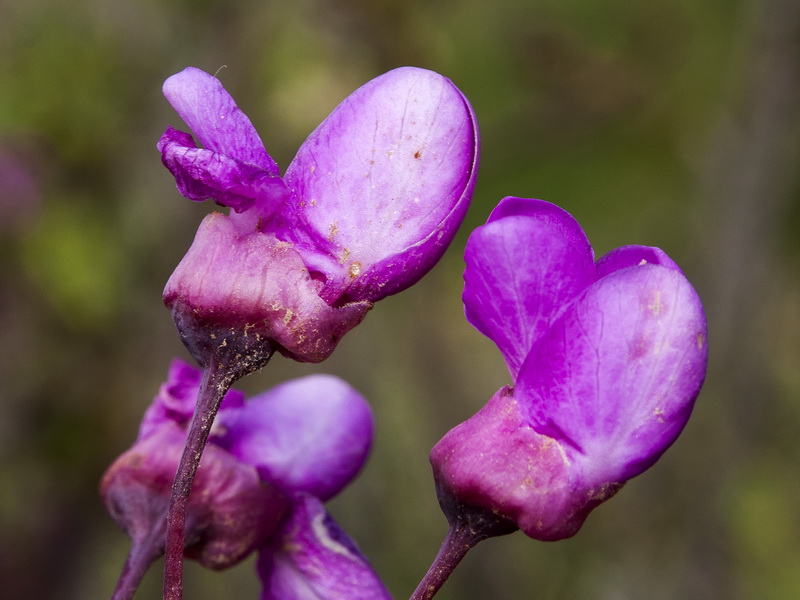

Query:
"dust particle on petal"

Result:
[[696, 332, 706, 349], [646, 290, 662, 316]]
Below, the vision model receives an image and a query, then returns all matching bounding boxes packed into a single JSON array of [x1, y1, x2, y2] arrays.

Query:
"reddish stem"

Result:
[[411, 486, 518, 600], [111, 534, 162, 600], [409, 521, 482, 600], [162, 356, 233, 600]]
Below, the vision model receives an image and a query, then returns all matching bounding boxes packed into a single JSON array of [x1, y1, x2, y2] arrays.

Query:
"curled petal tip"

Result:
[[158, 125, 288, 214], [162, 67, 278, 173]]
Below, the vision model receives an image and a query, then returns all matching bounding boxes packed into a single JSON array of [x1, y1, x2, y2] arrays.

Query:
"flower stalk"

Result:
[[411, 486, 516, 600], [162, 343, 271, 600], [163, 357, 230, 599], [410, 524, 477, 600], [111, 536, 162, 600]]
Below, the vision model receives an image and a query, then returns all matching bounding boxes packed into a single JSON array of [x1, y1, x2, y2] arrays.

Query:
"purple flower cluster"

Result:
[[101, 63, 709, 600], [431, 197, 708, 541], [102, 359, 389, 599]]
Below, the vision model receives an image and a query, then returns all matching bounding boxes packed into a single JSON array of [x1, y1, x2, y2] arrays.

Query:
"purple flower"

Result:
[[430, 197, 708, 541], [158, 66, 478, 366], [154, 67, 474, 596], [258, 494, 391, 600], [102, 359, 384, 598]]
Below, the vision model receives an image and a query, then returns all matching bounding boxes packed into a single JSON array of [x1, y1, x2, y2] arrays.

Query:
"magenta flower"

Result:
[[158, 66, 478, 367], [102, 359, 381, 600], [156, 66, 477, 597], [414, 197, 707, 599]]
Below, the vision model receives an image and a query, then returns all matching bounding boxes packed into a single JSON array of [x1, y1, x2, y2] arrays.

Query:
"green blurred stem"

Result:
[[162, 356, 234, 600]]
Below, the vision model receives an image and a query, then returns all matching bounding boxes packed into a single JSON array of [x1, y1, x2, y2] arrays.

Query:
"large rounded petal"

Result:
[[257, 494, 391, 600], [220, 374, 373, 501], [280, 66, 478, 304], [517, 263, 708, 482], [463, 198, 595, 378]]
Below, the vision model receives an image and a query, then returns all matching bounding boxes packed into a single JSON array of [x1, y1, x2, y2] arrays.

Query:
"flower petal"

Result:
[[257, 494, 391, 600], [163, 214, 371, 363], [517, 264, 708, 482], [162, 67, 279, 173], [280, 67, 478, 303], [220, 374, 373, 501], [430, 386, 593, 541], [101, 422, 287, 571], [138, 358, 244, 440], [158, 126, 289, 214], [596, 244, 682, 277], [487, 197, 593, 260], [463, 198, 595, 378]]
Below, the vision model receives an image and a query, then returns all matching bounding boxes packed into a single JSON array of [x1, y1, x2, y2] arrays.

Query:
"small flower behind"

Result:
[[102, 359, 385, 600], [414, 197, 708, 599]]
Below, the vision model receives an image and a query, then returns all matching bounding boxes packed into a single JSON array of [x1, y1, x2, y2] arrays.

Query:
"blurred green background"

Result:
[[2, 0, 799, 598]]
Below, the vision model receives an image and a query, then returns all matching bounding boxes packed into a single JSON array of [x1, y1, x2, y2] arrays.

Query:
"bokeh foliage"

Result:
[[1, 0, 799, 598]]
